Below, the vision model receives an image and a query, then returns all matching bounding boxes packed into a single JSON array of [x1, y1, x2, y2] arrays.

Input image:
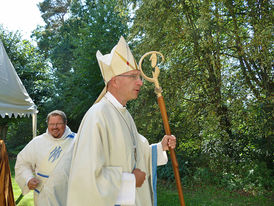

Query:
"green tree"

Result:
[[224, 0, 273, 172], [118, 0, 273, 190], [33, 0, 129, 130]]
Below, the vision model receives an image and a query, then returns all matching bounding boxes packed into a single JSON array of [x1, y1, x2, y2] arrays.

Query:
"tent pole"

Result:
[[32, 113, 37, 138]]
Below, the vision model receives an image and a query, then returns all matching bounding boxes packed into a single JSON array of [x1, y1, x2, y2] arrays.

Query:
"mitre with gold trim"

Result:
[[95, 36, 138, 103]]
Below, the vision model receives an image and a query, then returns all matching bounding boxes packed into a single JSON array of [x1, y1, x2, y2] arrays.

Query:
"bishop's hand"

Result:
[[161, 135, 176, 151], [132, 168, 146, 187]]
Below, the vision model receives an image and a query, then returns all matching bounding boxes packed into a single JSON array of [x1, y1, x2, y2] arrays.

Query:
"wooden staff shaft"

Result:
[[157, 96, 186, 206]]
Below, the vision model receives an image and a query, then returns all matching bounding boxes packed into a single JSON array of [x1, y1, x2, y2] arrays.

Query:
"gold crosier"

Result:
[[139, 51, 186, 206]]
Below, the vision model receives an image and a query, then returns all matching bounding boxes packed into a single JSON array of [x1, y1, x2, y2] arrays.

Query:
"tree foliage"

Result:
[[33, 0, 129, 130], [119, 0, 273, 191]]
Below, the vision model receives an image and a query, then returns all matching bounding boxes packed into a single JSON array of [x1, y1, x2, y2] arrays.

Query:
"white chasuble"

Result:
[[67, 93, 168, 206], [15, 127, 76, 206]]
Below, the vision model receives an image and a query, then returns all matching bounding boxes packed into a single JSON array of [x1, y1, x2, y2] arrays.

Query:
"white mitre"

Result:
[[95, 36, 138, 103]]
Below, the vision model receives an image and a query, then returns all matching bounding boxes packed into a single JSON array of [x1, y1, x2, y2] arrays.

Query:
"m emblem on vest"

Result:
[[48, 146, 62, 162]]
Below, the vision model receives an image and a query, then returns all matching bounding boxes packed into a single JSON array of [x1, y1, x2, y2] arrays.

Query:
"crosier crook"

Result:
[[139, 51, 186, 206]]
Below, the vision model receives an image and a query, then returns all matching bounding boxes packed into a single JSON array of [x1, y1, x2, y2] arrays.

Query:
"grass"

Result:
[[12, 177, 34, 206], [157, 181, 274, 206], [9, 159, 273, 206], [10, 159, 34, 206]]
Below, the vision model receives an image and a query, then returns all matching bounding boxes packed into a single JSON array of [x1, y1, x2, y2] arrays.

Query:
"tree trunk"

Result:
[[0, 125, 8, 141]]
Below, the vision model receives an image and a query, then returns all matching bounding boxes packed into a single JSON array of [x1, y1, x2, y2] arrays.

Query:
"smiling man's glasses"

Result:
[[118, 74, 143, 81], [48, 123, 65, 127]]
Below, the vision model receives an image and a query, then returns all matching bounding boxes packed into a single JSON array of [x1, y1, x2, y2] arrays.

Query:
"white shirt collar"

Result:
[[105, 91, 125, 109]]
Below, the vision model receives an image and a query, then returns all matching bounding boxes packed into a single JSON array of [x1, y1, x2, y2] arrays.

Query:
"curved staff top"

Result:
[[139, 51, 186, 206]]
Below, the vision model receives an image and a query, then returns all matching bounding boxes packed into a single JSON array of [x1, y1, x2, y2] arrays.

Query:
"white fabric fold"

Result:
[[116, 173, 136, 205]]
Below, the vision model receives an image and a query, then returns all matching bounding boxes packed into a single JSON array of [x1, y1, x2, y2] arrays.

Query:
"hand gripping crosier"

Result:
[[139, 51, 186, 206]]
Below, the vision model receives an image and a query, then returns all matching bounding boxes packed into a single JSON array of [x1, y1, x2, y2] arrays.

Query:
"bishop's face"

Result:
[[47, 115, 66, 138], [115, 70, 143, 105]]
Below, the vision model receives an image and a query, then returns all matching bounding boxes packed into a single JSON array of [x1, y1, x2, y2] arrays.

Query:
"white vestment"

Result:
[[15, 126, 76, 206], [67, 92, 168, 206]]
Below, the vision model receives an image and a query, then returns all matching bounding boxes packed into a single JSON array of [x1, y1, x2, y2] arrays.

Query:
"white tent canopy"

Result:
[[0, 40, 37, 137]]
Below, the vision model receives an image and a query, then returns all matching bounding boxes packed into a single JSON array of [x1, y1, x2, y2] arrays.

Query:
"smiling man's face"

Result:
[[47, 115, 66, 138]]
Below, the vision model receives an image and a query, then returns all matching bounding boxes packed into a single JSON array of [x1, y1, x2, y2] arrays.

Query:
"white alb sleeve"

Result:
[[151, 142, 168, 166]]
